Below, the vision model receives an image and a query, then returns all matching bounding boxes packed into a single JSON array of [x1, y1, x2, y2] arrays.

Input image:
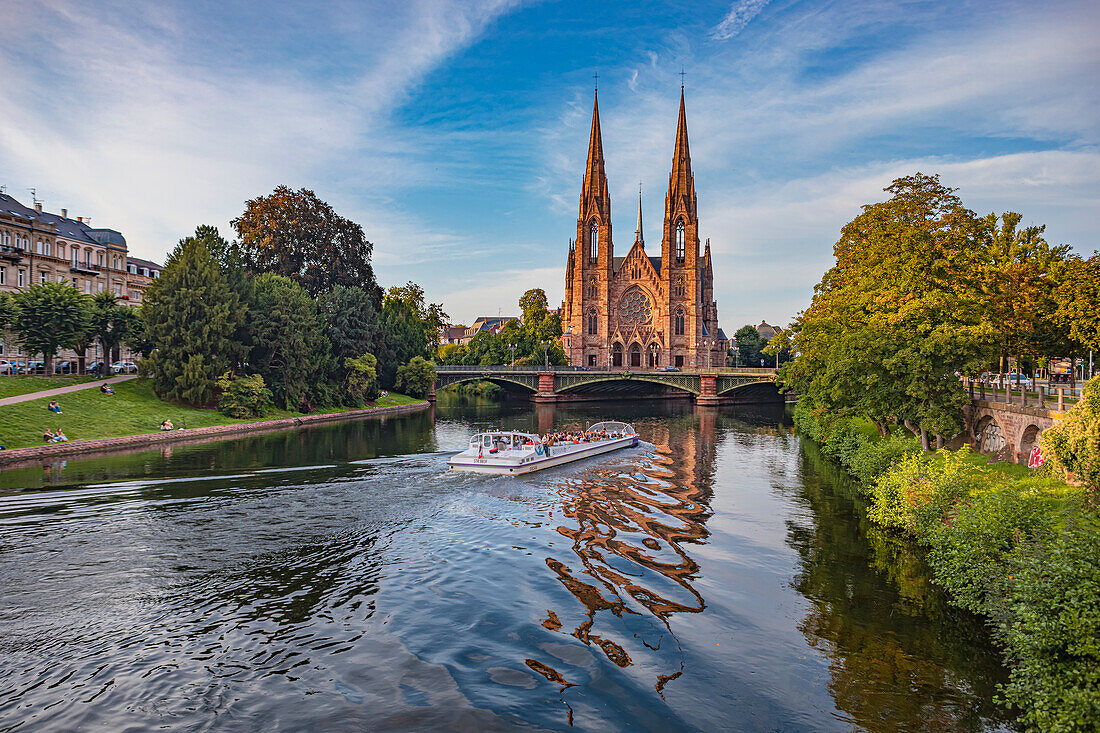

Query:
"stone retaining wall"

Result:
[[0, 401, 429, 467]]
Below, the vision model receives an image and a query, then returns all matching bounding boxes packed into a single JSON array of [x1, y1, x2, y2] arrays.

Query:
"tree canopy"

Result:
[[248, 273, 327, 410], [232, 185, 379, 298], [11, 283, 90, 374]]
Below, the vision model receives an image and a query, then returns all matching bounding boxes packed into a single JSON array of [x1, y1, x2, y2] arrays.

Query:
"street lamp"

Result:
[[649, 342, 658, 370], [509, 342, 517, 367], [541, 340, 550, 370], [703, 339, 710, 370]]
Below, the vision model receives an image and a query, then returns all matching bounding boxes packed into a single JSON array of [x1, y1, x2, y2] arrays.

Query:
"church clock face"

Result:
[[618, 289, 652, 326]]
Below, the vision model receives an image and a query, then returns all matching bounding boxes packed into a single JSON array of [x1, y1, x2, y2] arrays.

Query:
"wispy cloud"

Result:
[[711, 0, 772, 40]]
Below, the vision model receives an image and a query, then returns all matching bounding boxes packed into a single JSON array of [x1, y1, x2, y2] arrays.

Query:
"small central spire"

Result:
[[635, 183, 644, 247]]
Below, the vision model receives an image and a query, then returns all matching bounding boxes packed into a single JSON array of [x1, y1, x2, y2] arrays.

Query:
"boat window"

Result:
[[483, 435, 494, 447]]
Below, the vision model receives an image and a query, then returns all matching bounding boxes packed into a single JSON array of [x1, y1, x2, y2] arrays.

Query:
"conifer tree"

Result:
[[248, 273, 327, 410], [143, 228, 246, 405]]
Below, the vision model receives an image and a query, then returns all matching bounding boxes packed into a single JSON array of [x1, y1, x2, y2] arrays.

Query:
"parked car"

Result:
[[9, 360, 28, 374], [86, 360, 105, 375], [110, 360, 139, 374], [0, 360, 15, 375], [660, 366, 681, 372], [26, 361, 46, 374], [54, 360, 80, 374]]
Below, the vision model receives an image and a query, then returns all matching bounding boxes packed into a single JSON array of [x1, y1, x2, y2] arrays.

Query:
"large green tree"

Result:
[[144, 227, 247, 405], [90, 291, 140, 370], [232, 186, 379, 298], [1055, 253, 1100, 356], [248, 273, 327, 410], [386, 281, 449, 346], [781, 173, 994, 447], [377, 296, 431, 387], [11, 283, 90, 375], [735, 325, 767, 367]]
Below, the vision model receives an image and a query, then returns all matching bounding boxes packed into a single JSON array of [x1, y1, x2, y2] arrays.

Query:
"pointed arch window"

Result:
[[587, 308, 598, 335], [675, 308, 685, 335], [589, 222, 599, 263], [675, 275, 685, 297], [587, 275, 597, 298], [675, 220, 685, 265]]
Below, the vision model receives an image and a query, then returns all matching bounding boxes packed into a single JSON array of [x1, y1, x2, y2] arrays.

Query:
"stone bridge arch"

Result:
[[965, 399, 1062, 464], [436, 373, 538, 394]]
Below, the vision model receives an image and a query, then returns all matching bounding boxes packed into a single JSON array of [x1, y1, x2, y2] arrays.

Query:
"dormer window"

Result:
[[675, 220, 685, 264]]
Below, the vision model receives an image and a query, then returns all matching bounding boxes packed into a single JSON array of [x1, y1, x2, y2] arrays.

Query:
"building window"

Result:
[[97, 281, 104, 293], [84, 280, 90, 294], [675, 221, 685, 264], [587, 354, 597, 367], [587, 308, 598, 335], [589, 222, 598, 263], [18, 270, 25, 287], [587, 276, 597, 298], [40, 272, 48, 284], [57, 243, 65, 259], [114, 283, 121, 296], [675, 308, 685, 335], [98, 253, 104, 267], [44, 241, 51, 256], [0, 268, 4, 285], [675, 275, 685, 296], [128, 265, 136, 274]]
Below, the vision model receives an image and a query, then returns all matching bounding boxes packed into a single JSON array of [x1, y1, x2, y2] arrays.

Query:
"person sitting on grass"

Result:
[[47, 399, 62, 414], [43, 429, 55, 443], [52, 430, 68, 443], [160, 419, 174, 431], [100, 384, 114, 395]]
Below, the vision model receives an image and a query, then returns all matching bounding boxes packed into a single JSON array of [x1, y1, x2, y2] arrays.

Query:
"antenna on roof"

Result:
[[27, 187, 38, 205], [0, 185, 6, 194]]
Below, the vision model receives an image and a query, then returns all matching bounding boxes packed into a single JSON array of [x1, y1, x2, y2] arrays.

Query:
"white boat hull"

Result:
[[448, 435, 638, 475]]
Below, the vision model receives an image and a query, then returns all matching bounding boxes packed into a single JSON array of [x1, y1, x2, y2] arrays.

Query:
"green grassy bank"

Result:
[[794, 404, 1098, 731], [0, 378, 423, 449], [0, 375, 96, 399]]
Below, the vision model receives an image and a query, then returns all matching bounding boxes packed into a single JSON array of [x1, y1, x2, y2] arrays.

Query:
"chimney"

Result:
[[61, 208, 67, 218], [34, 202, 42, 212], [77, 216, 83, 223]]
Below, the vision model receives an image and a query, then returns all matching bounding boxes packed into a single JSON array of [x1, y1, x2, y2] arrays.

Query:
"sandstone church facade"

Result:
[[563, 89, 727, 369]]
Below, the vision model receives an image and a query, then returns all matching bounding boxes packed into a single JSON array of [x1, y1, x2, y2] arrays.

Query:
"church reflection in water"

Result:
[[529, 405, 721, 694]]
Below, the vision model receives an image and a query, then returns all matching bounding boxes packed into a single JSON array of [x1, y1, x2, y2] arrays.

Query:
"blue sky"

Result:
[[1, 0, 1097, 328]]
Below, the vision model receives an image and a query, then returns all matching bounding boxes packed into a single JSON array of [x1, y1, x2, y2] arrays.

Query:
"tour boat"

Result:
[[447, 421, 639, 475]]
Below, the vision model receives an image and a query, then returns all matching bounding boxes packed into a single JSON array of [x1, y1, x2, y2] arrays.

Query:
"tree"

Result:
[[143, 227, 247, 405], [345, 353, 381, 403], [763, 330, 793, 368], [780, 173, 994, 447], [215, 372, 273, 418], [979, 212, 1069, 375], [386, 281, 449, 346], [232, 186, 379, 298], [248, 273, 327, 410], [11, 283, 90, 376], [378, 293, 431, 387], [90, 291, 140, 371], [0, 293, 15, 330], [395, 356, 436, 398], [735, 325, 767, 367], [1055, 253, 1100, 355]]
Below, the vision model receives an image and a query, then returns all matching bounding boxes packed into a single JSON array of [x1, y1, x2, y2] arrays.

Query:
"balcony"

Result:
[[0, 245, 25, 263], [70, 262, 101, 275]]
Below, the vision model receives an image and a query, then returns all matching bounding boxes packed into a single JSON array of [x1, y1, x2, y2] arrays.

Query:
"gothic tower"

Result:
[[566, 89, 613, 366]]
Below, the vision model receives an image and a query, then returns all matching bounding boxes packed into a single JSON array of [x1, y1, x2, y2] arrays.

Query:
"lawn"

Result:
[[0, 375, 97, 399], [0, 378, 425, 449]]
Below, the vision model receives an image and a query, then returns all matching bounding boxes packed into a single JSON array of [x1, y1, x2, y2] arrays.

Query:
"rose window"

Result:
[[618, 290, 652, 326]]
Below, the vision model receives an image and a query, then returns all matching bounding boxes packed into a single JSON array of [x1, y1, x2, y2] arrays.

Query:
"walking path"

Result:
[[0, 375, 138, 407]]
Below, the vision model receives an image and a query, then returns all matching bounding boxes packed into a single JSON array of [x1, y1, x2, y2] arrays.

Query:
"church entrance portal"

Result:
[[630, 344, 642, 368], [612, 343, 623, 368]]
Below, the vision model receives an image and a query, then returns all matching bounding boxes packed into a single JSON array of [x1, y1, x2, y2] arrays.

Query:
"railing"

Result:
[[965, 377, 1082, 409], [434, 364, 777, 374]]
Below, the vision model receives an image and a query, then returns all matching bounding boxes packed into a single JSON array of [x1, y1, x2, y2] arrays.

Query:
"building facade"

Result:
[[562, 89, 727, 370], [0, 193, 162, 364]]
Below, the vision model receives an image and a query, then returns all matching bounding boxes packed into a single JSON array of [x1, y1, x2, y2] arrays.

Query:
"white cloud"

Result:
[[711, 0, 772, 40]]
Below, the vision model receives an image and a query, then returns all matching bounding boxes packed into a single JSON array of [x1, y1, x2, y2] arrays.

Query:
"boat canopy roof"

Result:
[[586, 421, 636, 434]]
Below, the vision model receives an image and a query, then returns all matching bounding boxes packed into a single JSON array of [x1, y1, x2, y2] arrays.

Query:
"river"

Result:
[[0, 396, 1018, 731]]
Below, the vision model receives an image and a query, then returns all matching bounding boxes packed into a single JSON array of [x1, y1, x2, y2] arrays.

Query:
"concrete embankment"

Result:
[[0, 401, 429, 467]]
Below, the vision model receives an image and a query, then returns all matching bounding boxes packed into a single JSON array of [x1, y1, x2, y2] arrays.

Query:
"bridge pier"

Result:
[[533, 372, 559, 403], [696, 373, 720, 405], [427, 383, 436, 403]]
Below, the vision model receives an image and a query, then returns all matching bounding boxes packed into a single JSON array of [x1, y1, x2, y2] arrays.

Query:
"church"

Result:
[[563, 88, 728, 369]]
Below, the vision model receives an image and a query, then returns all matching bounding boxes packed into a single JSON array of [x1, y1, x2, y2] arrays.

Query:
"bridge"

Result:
[[433, 366, 781, 405]]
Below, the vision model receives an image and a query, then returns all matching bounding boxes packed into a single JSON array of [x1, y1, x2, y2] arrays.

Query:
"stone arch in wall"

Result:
[[1019, 424, 1041, 463], [975, 415, 1005, 454]]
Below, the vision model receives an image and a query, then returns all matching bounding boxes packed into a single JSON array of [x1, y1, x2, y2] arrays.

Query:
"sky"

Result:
[[1, 0, 1097, 329]]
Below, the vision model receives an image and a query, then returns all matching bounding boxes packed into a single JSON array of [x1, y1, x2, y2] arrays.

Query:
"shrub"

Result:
[[867, 448, 993, 536], [995, 511, 1100, 731], [848, 434, 922, 486], [216, 372, 273, 418], [395, 356, 435, 399], [1041, 377, 1100, 499]]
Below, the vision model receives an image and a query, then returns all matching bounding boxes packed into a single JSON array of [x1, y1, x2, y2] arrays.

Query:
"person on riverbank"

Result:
[[43, 429, 54, 443], [160, 419, 174, 431], [100, 384, 114, 395], [47, 399, 62, 414]]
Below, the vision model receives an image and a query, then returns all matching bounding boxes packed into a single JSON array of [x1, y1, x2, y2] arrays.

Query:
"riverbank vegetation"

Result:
[[782, 173, 1100, 730], [0, 187, 442, 413], [0, 378, 422, 450], [436, 288, 566, 366], [794, 403, 1097, 730]]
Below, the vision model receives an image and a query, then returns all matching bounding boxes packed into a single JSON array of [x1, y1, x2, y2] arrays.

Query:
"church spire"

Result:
[[666, 87, 695, 221], [579, 89, 610, 223], [634, 184, 644, 247]]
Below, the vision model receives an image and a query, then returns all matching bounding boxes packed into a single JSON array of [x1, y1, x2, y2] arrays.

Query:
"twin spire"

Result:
[[578, 86, 696, 234]]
